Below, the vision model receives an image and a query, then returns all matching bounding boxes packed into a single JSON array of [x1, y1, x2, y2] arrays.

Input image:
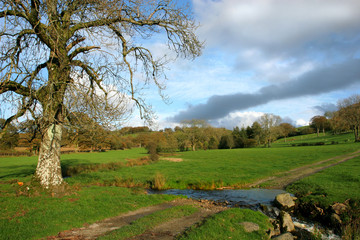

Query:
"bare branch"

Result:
[[66, 36, 86, 51], [0, 80, 31, 96], [69, 46, 100, 60]]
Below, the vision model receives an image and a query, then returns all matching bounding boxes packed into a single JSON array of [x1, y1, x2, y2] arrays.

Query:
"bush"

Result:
[[244, 139, 257, 148], [145, 141, 159, 161]]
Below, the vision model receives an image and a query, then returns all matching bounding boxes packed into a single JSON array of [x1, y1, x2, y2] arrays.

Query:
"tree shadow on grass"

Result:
[[61, 159, 93, 177], [0, 164, 37, 179]]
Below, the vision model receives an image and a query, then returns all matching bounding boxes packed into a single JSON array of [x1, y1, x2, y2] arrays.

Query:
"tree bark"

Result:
[[34, 123, 63, 187]]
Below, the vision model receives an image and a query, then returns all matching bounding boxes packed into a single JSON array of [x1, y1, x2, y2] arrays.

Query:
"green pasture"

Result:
[[0, 148, 146, 182], [0, 186, 178, 240], [67, 143, 359, 189], [287, 156, 360, 205], [273, 132, 354, 147], [0, 132, 359, 239]]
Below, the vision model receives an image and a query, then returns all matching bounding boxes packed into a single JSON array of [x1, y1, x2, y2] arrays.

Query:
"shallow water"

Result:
[[148, 188, 287, 209]]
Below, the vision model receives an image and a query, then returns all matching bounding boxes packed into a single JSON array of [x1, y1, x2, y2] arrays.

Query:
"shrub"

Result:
[[145, 141, 159, 161]]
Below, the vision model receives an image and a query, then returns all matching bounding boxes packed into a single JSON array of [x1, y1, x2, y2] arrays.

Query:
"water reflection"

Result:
[[148, 188, 287, 208]]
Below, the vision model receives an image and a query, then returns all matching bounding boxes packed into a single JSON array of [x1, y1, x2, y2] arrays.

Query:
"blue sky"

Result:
[[129, 0, 360, 130]]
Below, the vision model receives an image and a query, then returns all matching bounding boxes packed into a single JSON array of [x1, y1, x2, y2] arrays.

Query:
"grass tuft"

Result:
[[152, 172, 167, 190]]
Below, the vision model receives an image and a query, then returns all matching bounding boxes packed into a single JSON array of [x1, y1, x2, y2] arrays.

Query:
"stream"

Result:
[[148, 188, 286, 209], [149, 188, 341, 240]]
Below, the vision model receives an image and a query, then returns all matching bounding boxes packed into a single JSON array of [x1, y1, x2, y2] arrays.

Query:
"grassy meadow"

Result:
[[66, 141, 359, 190], [287, 156, 360, 204], [0, 132, 359, 239]]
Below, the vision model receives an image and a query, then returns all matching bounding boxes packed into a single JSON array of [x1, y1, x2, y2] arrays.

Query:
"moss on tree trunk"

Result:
[[35, 124, 63, 187]]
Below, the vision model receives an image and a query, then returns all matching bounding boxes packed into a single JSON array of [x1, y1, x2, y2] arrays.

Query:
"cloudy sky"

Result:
[[133, 0, 360, 129]]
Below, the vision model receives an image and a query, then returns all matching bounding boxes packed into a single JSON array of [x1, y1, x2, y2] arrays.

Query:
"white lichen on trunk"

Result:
[[35, 124, 63, 187]]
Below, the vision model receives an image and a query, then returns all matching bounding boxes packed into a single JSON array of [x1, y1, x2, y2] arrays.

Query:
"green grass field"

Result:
[[287, 156, 360, 205], [273, 132, 355, 147], [67, 143, 359, 189], [0, 132, 359, 239]]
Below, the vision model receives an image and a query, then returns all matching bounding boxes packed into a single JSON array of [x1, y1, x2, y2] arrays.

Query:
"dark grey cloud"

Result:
[[313, 103, 338, 114], [170, 59, 360, 122]]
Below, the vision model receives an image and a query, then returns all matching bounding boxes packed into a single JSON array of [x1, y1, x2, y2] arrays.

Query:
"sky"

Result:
[[129, 0, 360, 130]]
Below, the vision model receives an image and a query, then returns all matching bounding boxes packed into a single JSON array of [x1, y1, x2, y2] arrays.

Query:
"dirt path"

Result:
[[247, 149, 360, 189], [48, 199, 226, 240]]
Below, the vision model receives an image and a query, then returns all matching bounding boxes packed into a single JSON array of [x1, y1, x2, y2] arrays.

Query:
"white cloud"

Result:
[[193, 0, 360, 85], [296, 119, 308, 127], [194, 0, 360, 51], [210, 111, 264, 129]]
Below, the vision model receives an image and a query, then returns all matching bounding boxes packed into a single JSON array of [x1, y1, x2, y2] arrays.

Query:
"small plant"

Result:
[[152, 172, 166, 190]]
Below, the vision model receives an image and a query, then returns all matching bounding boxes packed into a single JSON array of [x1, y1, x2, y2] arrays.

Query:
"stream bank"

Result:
[[149, 189, 341, 239]]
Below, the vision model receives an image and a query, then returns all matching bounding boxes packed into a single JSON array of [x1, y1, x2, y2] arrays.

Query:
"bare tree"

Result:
[[0, 0, 202, 187], [337, 94, 360, 142], [259, 113, 281, 147]]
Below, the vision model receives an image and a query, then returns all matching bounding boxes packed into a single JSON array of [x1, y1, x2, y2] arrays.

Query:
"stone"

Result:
[[275, 193, 295, 210], [271, 232, 294, 240], [331, 203, 347, 215], [268, 228, 281, 238], [330, 213, 342, 226], [239, 222, 260, 232], [279, 211, 295, 233]]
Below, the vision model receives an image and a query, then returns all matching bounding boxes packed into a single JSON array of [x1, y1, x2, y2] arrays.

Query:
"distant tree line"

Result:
[[1, 94, 359, 152]]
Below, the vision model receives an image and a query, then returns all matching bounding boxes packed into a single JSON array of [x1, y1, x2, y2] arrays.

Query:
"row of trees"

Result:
[[0, 115, 294, 151], [2, 94, 359, 153]]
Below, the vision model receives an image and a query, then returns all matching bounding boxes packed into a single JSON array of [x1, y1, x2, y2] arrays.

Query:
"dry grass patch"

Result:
[[161, 157, 183, 162]]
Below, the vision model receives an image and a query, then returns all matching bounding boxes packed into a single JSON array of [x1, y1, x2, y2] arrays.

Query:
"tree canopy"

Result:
[[0, 0, 202, 187]]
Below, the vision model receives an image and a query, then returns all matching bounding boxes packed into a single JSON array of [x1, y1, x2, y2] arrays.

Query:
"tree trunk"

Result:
[[35, 123, 63, 187]]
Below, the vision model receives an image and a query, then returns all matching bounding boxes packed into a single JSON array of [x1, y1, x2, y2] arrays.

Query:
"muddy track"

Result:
[[248, 149, 360, 189], [48, 199, 226, 240]]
